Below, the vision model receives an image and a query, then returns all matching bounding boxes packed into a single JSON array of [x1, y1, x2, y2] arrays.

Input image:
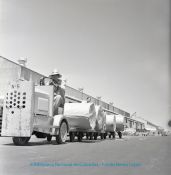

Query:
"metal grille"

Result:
[[5, 91, 27, 111]]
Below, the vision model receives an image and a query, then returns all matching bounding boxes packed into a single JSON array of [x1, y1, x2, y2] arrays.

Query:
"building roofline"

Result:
[[0, 56, 44, 77], [0, 55, 130, 117]]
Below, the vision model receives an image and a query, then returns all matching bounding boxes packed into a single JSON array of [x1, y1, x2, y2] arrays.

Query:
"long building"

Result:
[[0, 56, 130, 116], [0, 56, 150, 134]]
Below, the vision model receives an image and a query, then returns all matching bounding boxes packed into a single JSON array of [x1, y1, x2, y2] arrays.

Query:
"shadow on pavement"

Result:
[[3, 140, 53, 146], [2, 138, 105, 146]]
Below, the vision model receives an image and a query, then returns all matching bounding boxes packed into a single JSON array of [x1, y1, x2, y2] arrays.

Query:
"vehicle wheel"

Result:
[[47, 135, 52, 142], [89, 133, 93, 140], [56, 121, 68, 144], [109, 134, 111, 138], [104, 133, 107, 139], [69, 132, 75, 142], [12, 137, 30, 146], [86, 133, 89, 140], [94, 133, 98, 140], [100, 133, 104, 140], [78, 133, 83, 142], [112, 132, 116, 139], [118, 131, 122, 139]]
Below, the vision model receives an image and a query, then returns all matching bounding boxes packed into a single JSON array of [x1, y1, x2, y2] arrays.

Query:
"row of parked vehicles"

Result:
[[0, 78, 124, 145]]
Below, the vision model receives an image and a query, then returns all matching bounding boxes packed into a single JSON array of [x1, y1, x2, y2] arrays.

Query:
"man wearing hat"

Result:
[[48, 69, 65, 115]]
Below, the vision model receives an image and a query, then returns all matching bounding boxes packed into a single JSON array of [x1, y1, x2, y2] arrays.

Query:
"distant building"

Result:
[[0, 56, 130, 118], [131, 116, 160, 135], [125, 116, 145, 132], [0, 57, 162, 132], [0, 56, 161, 133]]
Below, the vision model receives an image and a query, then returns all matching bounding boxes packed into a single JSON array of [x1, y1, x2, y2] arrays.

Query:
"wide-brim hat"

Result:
[[50, 69, 62, 78]]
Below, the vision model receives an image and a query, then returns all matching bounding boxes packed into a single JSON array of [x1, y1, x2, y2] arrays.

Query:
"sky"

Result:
[[0, 0, 170, 129]]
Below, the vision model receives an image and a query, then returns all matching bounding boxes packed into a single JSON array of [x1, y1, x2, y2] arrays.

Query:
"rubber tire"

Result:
[[118, 131, 122, 139], [100, 133, 104, 140], [78, 133, 83, 142], [12, 137, 30, 146], [56, 121, 68, 144], [69, 132, 75, 142], [47, 135, 52, 142], [109, 134, 111, 139], [86, 134, 89, 140], [112, 132, 116, 139], [94, 133, 98, 140], [104, 133, 107, 139], [89, 133, 93, 140]]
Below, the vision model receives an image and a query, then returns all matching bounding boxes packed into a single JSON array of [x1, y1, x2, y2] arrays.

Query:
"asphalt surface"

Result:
[[0, 135, 170, 175]]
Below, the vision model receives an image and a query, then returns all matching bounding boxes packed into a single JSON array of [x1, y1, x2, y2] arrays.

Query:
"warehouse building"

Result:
[[0, 56, 130, 116], [0, 56, 148, 134]]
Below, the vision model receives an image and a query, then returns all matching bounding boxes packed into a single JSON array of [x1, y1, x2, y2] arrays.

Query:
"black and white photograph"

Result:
[[0, 0, 170, 175]]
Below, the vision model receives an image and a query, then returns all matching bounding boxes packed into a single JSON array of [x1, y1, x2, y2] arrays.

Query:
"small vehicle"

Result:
[[1, 78, 69, 145]]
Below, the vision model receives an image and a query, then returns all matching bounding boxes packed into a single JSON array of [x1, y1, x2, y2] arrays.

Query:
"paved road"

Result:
[[0, 135, 170, 175]]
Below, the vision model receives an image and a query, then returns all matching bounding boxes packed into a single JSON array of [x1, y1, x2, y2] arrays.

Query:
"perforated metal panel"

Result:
[[5, 91, 27, 111], [1, 81, 34, 137]]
